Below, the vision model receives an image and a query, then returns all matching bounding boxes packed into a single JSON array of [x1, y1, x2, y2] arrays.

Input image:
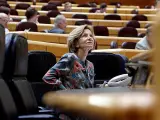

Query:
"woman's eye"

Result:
[[82, 34, 87, 37]]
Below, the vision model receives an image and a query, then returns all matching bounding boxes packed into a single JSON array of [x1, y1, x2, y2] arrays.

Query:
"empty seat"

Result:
[[10, 8, 18, 15], [110, 41, 118, 49], [48, 1, 62, 6], [75, 20, 92, 25], [89, 8, 99, 13], [118, 27, 138, 37], [38, 15, 51, 24], [47, 10, 61, 17], [27, 51, 57, 105], [145, 5, 154, 9], [18, 0, 32, 2], [0, 24, 5, 74], [41, 4, 58, 11], [0, 6, 10, 15], [104, 14, 121, 20], [110, 2, 121, 8], [138, 33, 146, 38], [16, 22, 38, 32], [12, 18, 21, 22], [132, 14, 148, 21], [87, 52, 126, 86], [72, 14, 88, 19], [131, 9, 139, 14], [63, 0, 76, 4], [93, 26, 109, 36], [15, 3, 30, 10], [0, 2, 10, 8], [77, 3, 91, 7], [126, 20, 140, 28], [121, 42, 137, 49]]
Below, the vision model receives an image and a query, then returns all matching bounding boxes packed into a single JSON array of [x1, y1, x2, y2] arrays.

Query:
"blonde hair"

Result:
[[67, 25, 96, 53]]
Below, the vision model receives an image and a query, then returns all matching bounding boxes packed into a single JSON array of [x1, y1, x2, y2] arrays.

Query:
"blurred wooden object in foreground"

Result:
[[43, 91, 155, 120]]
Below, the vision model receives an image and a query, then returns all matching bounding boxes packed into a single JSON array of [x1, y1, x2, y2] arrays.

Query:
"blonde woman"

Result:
[[43, 25, 96, 90]]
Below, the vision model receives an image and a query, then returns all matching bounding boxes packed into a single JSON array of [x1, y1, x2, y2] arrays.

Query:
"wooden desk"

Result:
[[15, 10, 155, 21], [9, 4, 156, 14], [11, 31, 141, 49], [92, 49, 147, 58], [28, 40, 68, 60], [8, 22, 146, 36], [43, 89, 155, 120], [10, 16, 153, 28]]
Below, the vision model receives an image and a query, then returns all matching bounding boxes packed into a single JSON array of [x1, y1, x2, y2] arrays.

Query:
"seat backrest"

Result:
[[27, 51, 56, 82], [63, 0, 76, 4], [27, 51, 56, 105], [0, 6, 10, 15], [4, 33, 38, 115], [72, 14, 88, 19], [48, 1, 62, 6], [0, 24, 18, 120], [41, 4, 58, 11], [131, 9, 139, 14], [89, 8, 99, 13], [104, 14, 121, 20], [47, 10, 61, 17], [10, 8, 18, 16], [132, 14, 148, 21], [16, 22, 38, 32], [77, 3, 91, 7], [12, 18, 21, 22], [93, 26, 109, 36], [38, 15, 51, 24], [126, 20, 140, 28], [75, 20, 92, 25], [87, 52, 126, 84], [121, 42, 137, 49], [118, 27, 138, 37], [0, 24, 5, 73], [15, 3, 30, 10], [138, 33, 146, 38], [0, 2, 10, 8]]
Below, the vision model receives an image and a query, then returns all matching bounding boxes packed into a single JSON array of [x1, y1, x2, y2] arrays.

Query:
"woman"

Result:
[[43, 25, 96, 90]]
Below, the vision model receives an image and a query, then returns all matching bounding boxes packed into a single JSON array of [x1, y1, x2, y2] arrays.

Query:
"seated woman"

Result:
[[43, 25, 96, 90], [21, 7, 39, 23]]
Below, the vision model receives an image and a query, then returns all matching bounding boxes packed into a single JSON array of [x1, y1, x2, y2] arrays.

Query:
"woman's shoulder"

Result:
[[61, 53, 78, 60]]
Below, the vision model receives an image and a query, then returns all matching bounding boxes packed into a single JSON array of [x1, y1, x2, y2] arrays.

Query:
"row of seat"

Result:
[[10, 15, 153, 28], [10, 31, 141, 49], [9, 4, 156, 14], [11, 10, 153, 21], [28, 40, 145, 61], [8, 22, 146, 36], [7, 1, 139, 8]]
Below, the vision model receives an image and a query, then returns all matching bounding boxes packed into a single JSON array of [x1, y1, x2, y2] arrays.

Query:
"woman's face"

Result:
[[76, 29, 95, 51]]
